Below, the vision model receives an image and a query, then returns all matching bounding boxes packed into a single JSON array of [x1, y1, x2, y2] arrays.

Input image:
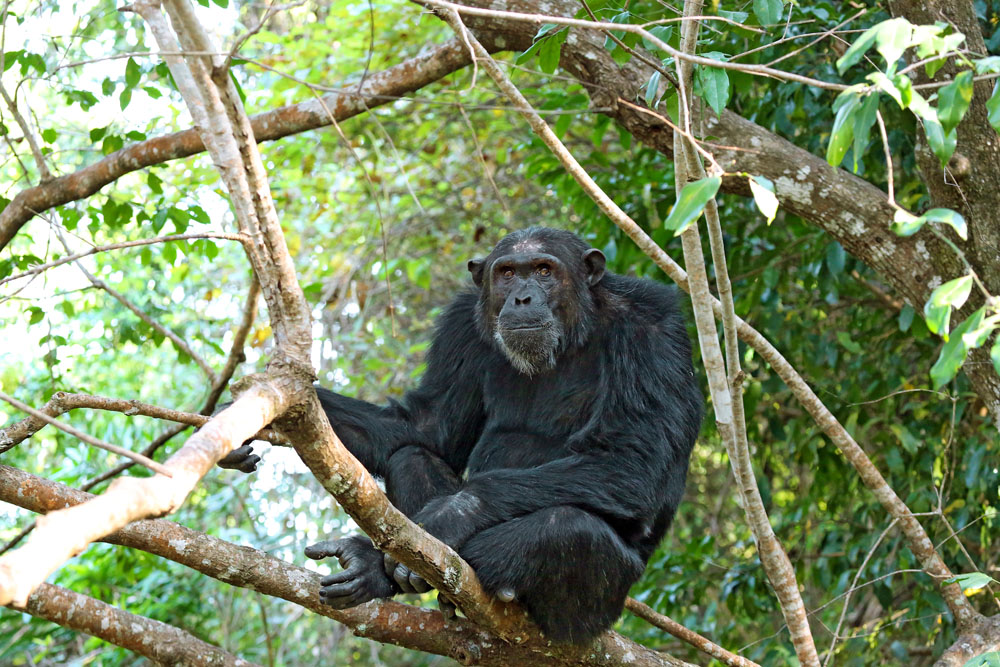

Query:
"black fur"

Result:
[[305, 228, 703, 644]]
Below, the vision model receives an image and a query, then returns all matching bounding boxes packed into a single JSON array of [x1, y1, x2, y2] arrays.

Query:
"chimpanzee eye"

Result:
[[501, 268, 514, 278], [537, 265, 551, 277]]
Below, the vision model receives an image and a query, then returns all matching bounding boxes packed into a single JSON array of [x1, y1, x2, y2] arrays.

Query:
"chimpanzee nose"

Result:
[[515, 295, 532, 305]]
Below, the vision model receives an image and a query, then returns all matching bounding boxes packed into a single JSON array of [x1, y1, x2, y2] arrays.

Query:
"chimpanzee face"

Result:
[[467, 231, 605, 376]]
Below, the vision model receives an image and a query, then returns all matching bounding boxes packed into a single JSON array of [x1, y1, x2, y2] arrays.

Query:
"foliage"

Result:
[[0, 0, 998, 665]]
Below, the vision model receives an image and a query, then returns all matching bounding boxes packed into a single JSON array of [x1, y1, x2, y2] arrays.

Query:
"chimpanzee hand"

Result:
[[305, 535, 398, 608], [217, 443, 261, 473], [381, 492, 482, 597]]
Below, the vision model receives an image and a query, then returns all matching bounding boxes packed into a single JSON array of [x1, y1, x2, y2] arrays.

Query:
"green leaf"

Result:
[[938, 70, 974, 134], [930, 308, 985, 388], [665, 177, 721, 236], [986, 82, 1000, 134], [826, 242, 847, 275], [852, 94, 879, 172], [922, 208, 967, 240], [945, 572, 997, 592], [875, 18, 913, 72], [924, 274, 973, 335], [119, 87, 132, 111], [695, 56, 729, 116], [748, 175, 778, 223], [827, 92, 860, 167], [538, 34, 562, 74], [923, 117, 957, 167], [27, 306, 44, 325], [645, 71, 661, 108], [991, 334, 1000, 377], [868, 72, 903, 108], [641, 25, 672, 51], [962, 651, 1000, 667], [899, 304, 915, 332], [837, 23, 881, 74], [41, 128, 57, 143], [837, 331, 862, 354], [753, 0, 783, 26], [975, 56, 1000, 74], [148, 172, 163, 195], [892, 209, 925, 236], [125, 57, 140, 88]]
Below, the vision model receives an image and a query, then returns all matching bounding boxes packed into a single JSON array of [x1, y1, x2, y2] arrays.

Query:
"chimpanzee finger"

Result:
[[320, 577, 362, 599], [438, 593, 457, 620], [382, 552, 398, 578], [305, 540, 346, 561], [218, 445, 258, 471], [392, 563, 417, 594], [320, 569, 359, 587], [408, 570, 432, 593]]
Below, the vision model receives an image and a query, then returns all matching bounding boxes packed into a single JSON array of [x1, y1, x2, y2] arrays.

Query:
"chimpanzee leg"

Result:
[[458, 506, 645, 645], [384, 445, 462, 516]]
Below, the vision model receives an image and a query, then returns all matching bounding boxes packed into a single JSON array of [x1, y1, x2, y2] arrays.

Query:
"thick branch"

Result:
[[0, 380, 297, 606], [9, 583, 256, 666], [0, 465, 687, 667]]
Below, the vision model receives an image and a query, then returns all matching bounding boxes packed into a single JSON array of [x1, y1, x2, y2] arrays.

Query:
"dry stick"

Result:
[[671, 3, 816, 663], [0, 383, 294, 607], [11, 583, 258, 667], [625, 598, 761, 667], [430, 4, 978, 634], [0, 232, 249, 287], [0, 391, 173, 476]]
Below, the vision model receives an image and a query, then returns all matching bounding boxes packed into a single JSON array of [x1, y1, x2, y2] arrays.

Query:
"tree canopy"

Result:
[[0, 0, 999, 665]]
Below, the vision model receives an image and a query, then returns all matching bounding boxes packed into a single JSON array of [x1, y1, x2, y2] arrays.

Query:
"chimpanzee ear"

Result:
[[582, 248, 606, 287], [468, 258, 486, 288]]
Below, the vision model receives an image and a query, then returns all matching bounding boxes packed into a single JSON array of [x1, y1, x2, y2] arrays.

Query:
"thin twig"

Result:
[[0, 392, 173, 476], [625, 598, 760, 667], [875, 109, 894, 204]]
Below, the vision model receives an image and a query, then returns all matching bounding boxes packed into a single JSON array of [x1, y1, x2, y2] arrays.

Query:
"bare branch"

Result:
[[10, 583, 257, 666], [0, 381, 296, 606], [203, 273, 261, 414], [625, 598, 761, 667], [0, 391, 173, 476]]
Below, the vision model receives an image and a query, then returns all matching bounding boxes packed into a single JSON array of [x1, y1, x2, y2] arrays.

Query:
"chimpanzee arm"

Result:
[[316, 290, 488, 481], [413, 317, 702, 549]]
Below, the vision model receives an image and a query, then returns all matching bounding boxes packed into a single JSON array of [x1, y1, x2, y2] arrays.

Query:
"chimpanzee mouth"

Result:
[[505, 323, 553, 332], [494, 319, 562, 376]]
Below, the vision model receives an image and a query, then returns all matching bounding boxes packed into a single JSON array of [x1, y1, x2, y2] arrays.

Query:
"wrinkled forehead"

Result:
[[489, 251, 562, 268]]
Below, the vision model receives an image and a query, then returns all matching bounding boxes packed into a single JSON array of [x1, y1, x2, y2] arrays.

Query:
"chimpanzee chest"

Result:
[[467, 352, 601, 473]]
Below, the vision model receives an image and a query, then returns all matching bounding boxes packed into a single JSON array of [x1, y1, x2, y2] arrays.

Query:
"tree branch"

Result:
[[9, 583, 257, 666], [0, 39, 473, 252], [0, 465, 689, 667], [0, 381, 296, 606]]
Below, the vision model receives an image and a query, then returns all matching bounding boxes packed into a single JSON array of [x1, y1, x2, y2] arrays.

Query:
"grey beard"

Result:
[[494, 321, 561, 376]]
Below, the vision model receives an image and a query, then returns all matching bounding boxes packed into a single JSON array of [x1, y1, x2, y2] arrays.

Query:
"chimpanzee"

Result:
[[225, 227, 702, 644]]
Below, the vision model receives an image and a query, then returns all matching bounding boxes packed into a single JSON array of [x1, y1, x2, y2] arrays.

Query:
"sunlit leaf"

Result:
[[665, 177, 721, 235], [753, 0, 783, 26], [695, 53, 730, 116], [924, 274, 973, 336], [837, 23, 881, 74], [962, 651, 1000, 667], [986, 82, 1000, 134], [827, 92, 860, 167], [922, 208, 967, 240], [931, 308, 985, 388], [875, 18, 913, 72], [946, 572, 998, 592], [748, 175, 778, 223]]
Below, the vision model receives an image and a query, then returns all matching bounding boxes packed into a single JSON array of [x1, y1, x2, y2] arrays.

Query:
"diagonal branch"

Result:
[[0, 465, 687, 667], [0, 381, 296, 606], [9, 583, 258, 666]]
